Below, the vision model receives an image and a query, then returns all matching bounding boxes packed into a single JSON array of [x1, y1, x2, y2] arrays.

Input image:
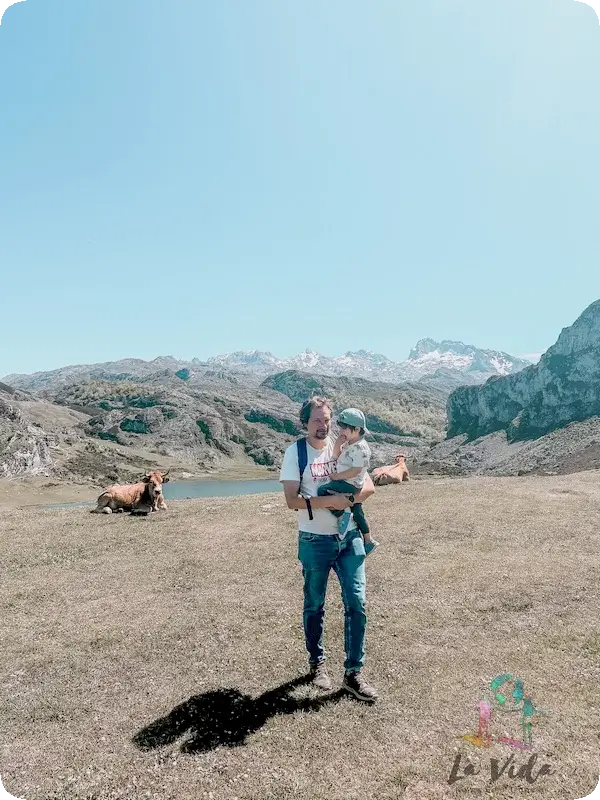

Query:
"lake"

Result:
[[163, 478, 282, 500], [44, 478, 283, 509]]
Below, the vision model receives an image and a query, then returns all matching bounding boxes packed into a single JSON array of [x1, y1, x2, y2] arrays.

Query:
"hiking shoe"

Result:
[[342, 671, 378, 702], [310, 662, 333, 691], [364, 539, 379, 555], [337, 510, 353, 537]]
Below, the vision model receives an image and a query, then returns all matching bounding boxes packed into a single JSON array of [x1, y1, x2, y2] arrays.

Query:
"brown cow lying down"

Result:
[[371, 455, 410, 486], [91, 470, 170, 514]]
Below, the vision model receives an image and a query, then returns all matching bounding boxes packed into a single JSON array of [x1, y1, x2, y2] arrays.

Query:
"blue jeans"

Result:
[[297, 529, 367, 674]]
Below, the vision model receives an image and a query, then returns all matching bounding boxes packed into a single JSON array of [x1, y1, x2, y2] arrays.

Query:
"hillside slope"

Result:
[[415, 416, 600, 477], [261, 370, 447, 444], [2, 366, 438, 484]]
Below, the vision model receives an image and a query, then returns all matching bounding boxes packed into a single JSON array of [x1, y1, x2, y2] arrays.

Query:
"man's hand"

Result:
[[323, 493, 353, 511], [281, 482, 352, 512]]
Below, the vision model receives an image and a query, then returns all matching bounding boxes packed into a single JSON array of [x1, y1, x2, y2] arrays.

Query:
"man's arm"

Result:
[[332, 466, 362, 482], [281, 481, 352, 511], [353, 472, 375, 504]]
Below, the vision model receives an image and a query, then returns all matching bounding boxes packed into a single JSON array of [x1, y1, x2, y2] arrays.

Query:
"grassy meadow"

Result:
[[2, 473, 600, 799]]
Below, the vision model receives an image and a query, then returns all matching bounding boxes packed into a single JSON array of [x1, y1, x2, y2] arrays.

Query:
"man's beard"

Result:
[[314, 428, 329, 439]]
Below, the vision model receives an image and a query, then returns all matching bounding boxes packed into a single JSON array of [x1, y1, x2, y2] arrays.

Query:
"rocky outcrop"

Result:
[[447, 300, 600, 442], [0, 394, 54, 478]]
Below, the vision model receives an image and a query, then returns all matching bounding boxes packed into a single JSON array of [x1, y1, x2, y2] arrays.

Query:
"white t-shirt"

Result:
[[279, 437, 358, 535]]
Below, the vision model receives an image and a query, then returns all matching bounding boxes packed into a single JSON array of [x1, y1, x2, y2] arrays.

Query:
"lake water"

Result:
[[44, 478, 283, 509], [163, 478, 282, 500]]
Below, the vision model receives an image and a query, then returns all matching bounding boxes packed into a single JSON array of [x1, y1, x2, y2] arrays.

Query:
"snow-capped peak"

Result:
[[209, 350, 279, 367], [405, 339, 531, 379], [206, 340, 531, 388], [292, 349, 320, 368]]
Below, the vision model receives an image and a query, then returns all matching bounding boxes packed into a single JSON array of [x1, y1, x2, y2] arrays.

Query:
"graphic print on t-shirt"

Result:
[[310, 460, 336, 481]]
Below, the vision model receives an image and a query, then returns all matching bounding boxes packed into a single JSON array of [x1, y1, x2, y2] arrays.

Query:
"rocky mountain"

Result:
[[1, 364, 447, 484], [0, 385, 81, 479], [410, 299, 600, 478], [6, 296, 600, 486], [0, 376, 301, 485], [416, 368, 486, 393], [2, 335, 517, 484], [208, 348, 399, 379], [405, 340, 531, 380], [208, 342, 532, 388], [43, 374, 304, 471], [446, 300, 600, 443]]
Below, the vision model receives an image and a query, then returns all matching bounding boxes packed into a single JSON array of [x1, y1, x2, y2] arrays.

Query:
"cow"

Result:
[[90, 470, 170, 514], [371, 454, 410, 486]]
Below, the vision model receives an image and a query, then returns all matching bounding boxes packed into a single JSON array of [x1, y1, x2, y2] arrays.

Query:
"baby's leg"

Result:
[[317, 481, 345, 517], [351, 503, 369, 536], [351, 503, 380, 555]]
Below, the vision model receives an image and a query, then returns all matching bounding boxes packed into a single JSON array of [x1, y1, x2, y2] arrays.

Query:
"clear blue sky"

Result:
[[1, 0, 599, 376]]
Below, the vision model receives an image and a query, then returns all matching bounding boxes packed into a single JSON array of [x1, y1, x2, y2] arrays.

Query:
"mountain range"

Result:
[[206, 340, 533, 386], [3, 340, 533, 396], [16, 319, 600, 488], [15, 326, 600, 486]]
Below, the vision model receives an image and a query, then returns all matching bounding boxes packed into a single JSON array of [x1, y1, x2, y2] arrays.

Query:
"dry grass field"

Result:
[[2, 473, 600, 799]]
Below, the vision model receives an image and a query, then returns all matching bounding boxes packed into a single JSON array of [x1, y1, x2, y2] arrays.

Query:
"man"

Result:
[[279, 396, 378, 702]]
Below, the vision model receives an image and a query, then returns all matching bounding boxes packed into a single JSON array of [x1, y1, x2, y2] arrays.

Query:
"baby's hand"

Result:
[[334, 433, 347, 449]]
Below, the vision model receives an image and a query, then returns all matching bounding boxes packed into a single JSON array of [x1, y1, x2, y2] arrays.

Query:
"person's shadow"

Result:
[[132, 674, 345, 754]]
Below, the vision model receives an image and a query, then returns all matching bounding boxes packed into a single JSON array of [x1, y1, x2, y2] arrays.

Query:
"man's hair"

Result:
[[299, 396, 333, 427]]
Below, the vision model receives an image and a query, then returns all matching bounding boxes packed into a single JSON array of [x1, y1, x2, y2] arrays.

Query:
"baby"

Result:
[[317, 407, 379, 554]]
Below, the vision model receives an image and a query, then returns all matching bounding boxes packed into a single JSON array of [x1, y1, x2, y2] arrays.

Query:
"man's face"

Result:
[[307, 406, 332, 440]]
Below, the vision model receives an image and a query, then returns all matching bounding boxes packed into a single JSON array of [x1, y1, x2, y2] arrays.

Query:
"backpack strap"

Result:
[[297, 437, 308, 490], [296, 437, 313, 520]]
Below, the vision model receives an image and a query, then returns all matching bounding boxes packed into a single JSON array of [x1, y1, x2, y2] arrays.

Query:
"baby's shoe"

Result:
[[364, 538, 380, 555]]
